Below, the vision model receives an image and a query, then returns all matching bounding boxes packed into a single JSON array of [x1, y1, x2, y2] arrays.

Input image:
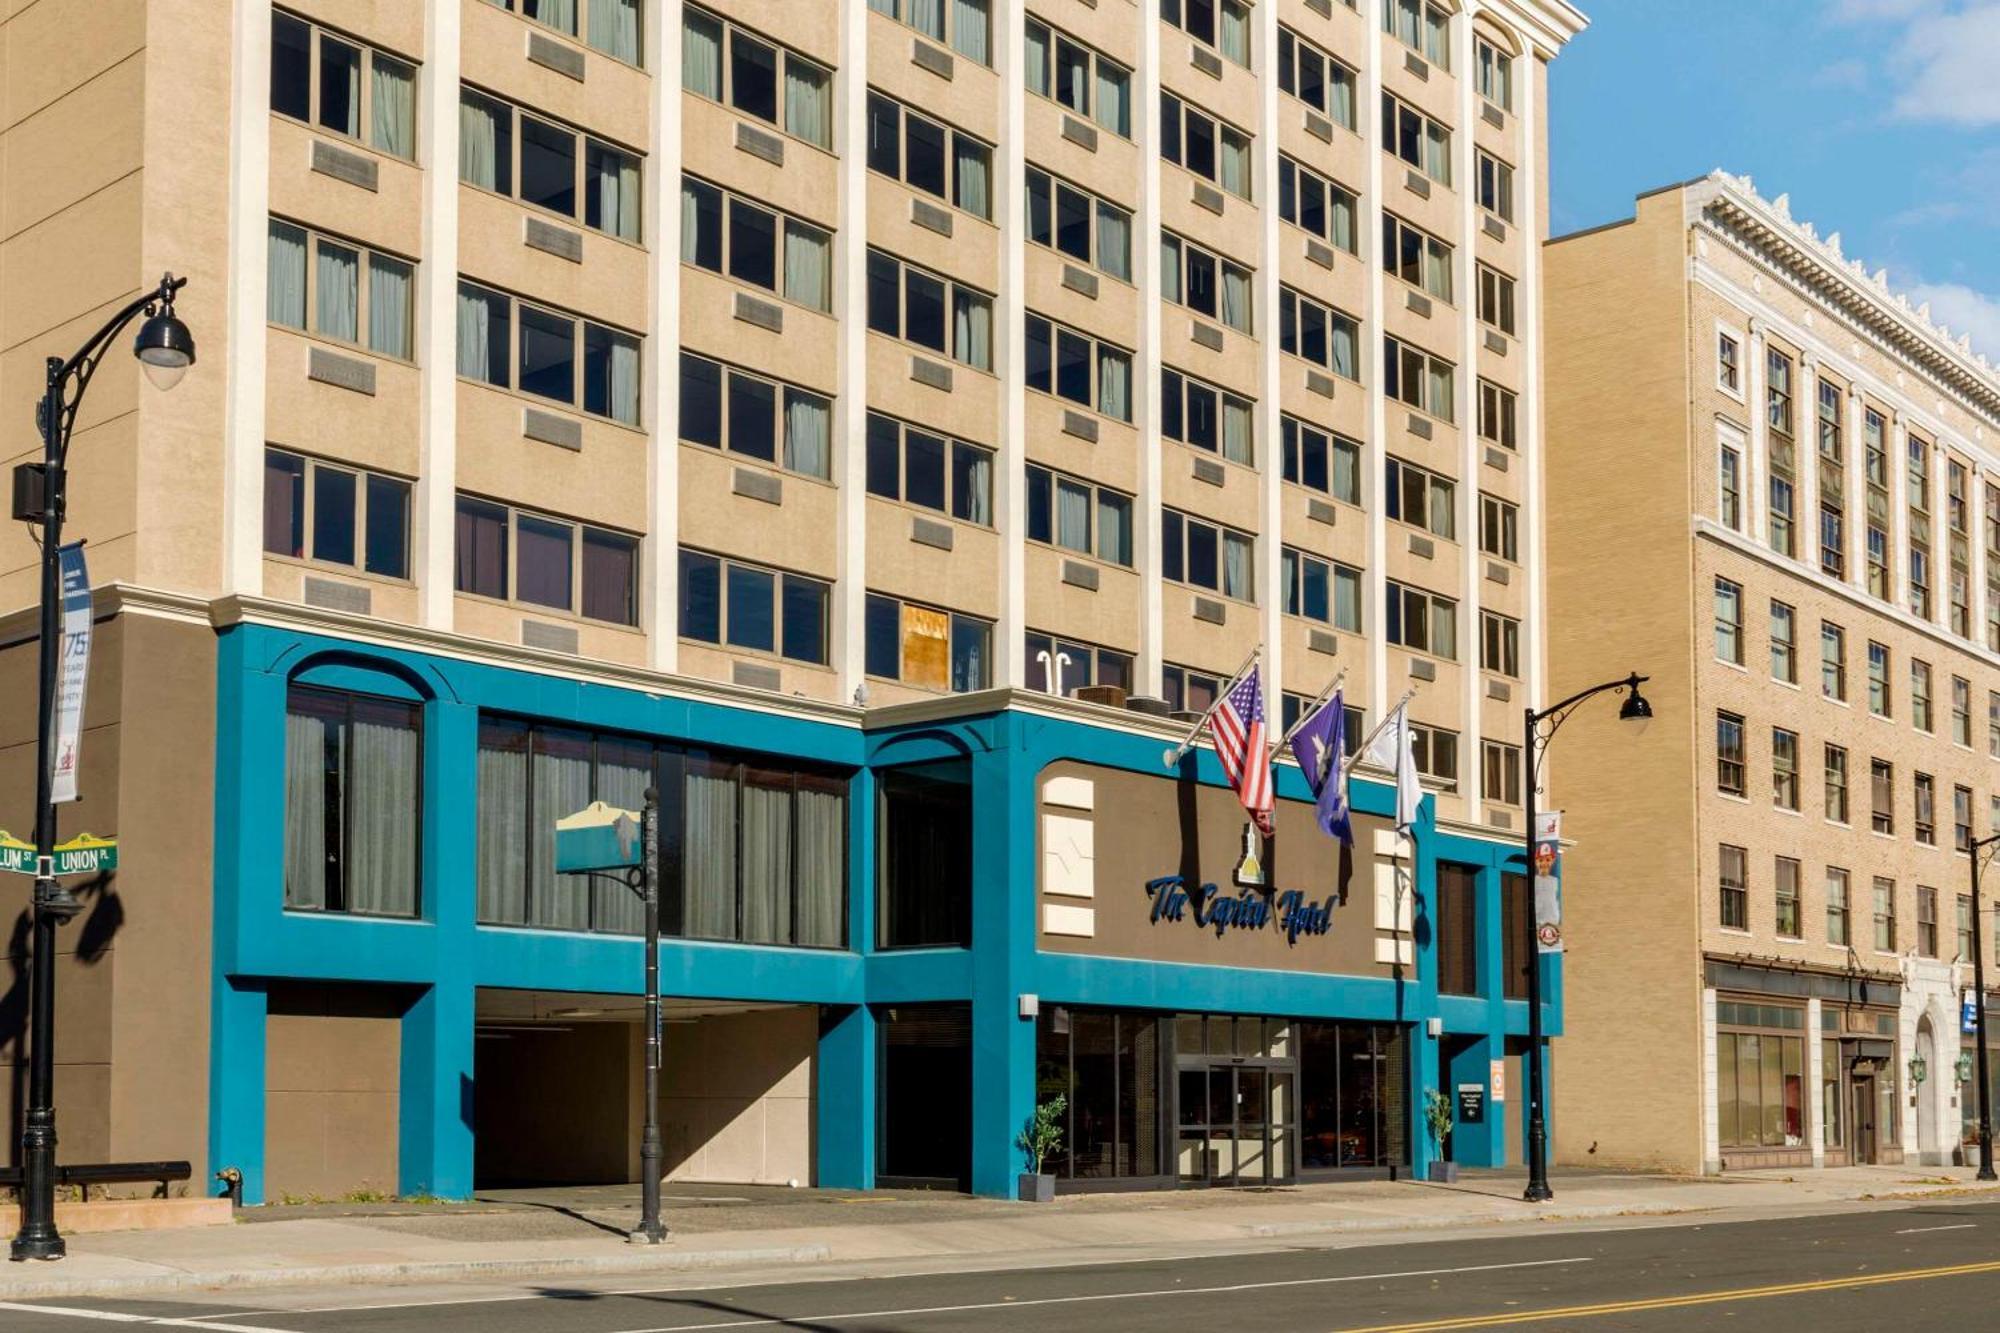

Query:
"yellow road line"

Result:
[[1335, 1258, 2000, 1332]]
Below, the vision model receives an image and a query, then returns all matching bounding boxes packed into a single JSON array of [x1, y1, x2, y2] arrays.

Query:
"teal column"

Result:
[[815, 1004, 876, 1188], [969, 722, 1035, 1198], [207, 979, 268, 1203], [1410, 800, 1442, 1178], [398, 699, 478, 1198]]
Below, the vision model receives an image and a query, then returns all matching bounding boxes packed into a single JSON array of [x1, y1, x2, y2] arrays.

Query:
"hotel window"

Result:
[[1826, 867, 1850, 945], [870, 414, 995, 526], [1279, 157, 1359, 253], [678, 550, 830, 666], [870, 252, 995, 372], [1025, 634, 1134, 696], [1479, 380, 1518, 450], [1477, 150, 1515, 224], [267, 220, 414, 360], [1025, 19, 1131, 136], [1163, 664, 1223, 716], [868, 0, 990, 64], [1816, 378, 1843, 461], [1475, 36, 1512, 108], [1026, 168, 1133, 281], [1159, 93, 1254, 199], [864, 594, 991, 693], [1918, 886, 1939, 957], [1767, 348, 1794, 438], [1955, 784, 1973, 852], [1953, 675, 1973, 746], [1481, 610, 1520, 678], [1483, 740, 1522, 805], [1436, 865, 1478, 996], [1380, 91, 1451, 186], [1988, 486, 2000, 649], [1989, 690, 2000, 758], [1386, 581, 1457, 660], [1280, 288, 1360, 379], [1161, 233, 1253, 333], [1281, 416, 1362, 504], [1717, 330, 1740, 394], [491, 0, 643, 61], [1772, 728, 1799, 811], [1820, 501, 1845, 579], [879, 761, 972, 948], [1502, 875, 1531, 999], [1026, 314, 1131, 419], [1033, 1007, 1165, 1181], [1912, 659, 1933, 732], [1870, 759, 1894, 835], [270, 11, 416, 159], [454, 281, 642, 426], [1866, 522, 1891, 600], [455, 496, 640, 626], [1383, 214, 1453, 303], [1384, 456, 1455, 539], [1411, 722, 1459, 789], [1715, 712, 1746, 797], [1949, 460, 1971, 634], [263, 449, 411, 581], [1162, 369, 1254, 464], [1775, 857, 1801, 938], [1768, 600, 1796, 683], [1278, 27, 1357, 129], [679, 352, 831, 480], [1715, 1001, 1804, 1149], [1714, 577, 1743, 664], [866, 93, 993, 219], [458, 88, 644, 240], [1915, 773, 1937, 845], [1384, 335, 1456, 422], [1910, 433, 1933, 618], [1910, 544, 1933, 620], [1163, 0, 1253, 67], [1385, 0, 1450, 67], [1281, 548, 1362, 632], [1824, 745, 1849, 823], [1961, 894, 1977, 964], [1718, 844, 1748, 929], [1768, 470, 1796, 558], [1480, 494, 1519, 562], [680, 176, 831, 312], [1873, 876, 1897, 951], [1865, 406, 1888, 483], [1719, 441, 1742, 527], [1027, 465, 1133, 566], [283, 685, 420, 917], [1821, 622, 1845, 699], [1477, 265, 1517, 337], [1866, 641, 1889, 716], [1866, 408, 1891, 598], [682, 8, 830, 148], [1161, 510, 1255, 601]]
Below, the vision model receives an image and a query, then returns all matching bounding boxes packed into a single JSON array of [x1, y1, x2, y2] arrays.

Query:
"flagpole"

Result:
[[1275, 668, 1347, 750], [1162, 646, 1261, 768], [1344, 686, 1420, 773]]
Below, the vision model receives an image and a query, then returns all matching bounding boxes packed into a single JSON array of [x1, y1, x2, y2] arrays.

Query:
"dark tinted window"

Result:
[[270, 13, 312, 121], [879, 762, 973, 948]]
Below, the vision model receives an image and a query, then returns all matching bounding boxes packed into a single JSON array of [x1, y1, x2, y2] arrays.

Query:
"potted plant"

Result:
[[1424, 1089, 1457, 1183], [1017, 1093, 1067, 1202]]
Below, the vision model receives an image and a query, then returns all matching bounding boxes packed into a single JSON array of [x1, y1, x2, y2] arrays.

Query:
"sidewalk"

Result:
[[2, 1165, 1995, 1301]]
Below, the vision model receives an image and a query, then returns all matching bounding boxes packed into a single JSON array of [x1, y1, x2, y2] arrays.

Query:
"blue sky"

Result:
[[1549, 0, 2000, 358]]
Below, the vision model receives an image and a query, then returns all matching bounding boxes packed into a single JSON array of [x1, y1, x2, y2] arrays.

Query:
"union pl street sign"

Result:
[[0, 830, 118, 876]]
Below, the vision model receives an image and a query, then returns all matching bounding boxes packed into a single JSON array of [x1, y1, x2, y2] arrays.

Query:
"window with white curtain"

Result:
[[1384, 0, 1452, 69], [1161, 233, 1254, 334], [270, 11, 417, 160], [868, 250, 995, 372], [1282, 416, 1362, 505], [457, 86, 646, 241], [285, 685, 421, 917], [684, 7, 833, 149], [679, 550, 831, 666], [1384, 334, 1456, 422], [1024, 18, 1132, 137], [1477, 150, 1515, 223], [1163, 0, 1253, 69], [1382, 91, 1453, 186], [264, 448, 412, 580], [1281, 548, 1362, 632], [454, 279, 640, 425], [267, 219, 414, 360], [1279, 156, 1359, 253], [1025, 168, 1132, 281], [1476, 36, 1514, 110], [1161, 368, 1254, 466], [585, 0, 641, 64], [1026, 465, 1133, 566], [1383, 213, 1454, 303], [866, 413, 994, 526], [1385, 455, 1457, 540], [1160, 93, 1254, 201], [870, 0, 990, 66], [679, 352, 832, 480], [866, 93, 995, 220], [1478, 264, 1518, 336], [1386, 581, 1458, 660], [681, 176, 831, 312], [1279, 287, 1360, 380], [1277, 26, 1356, 129], [1023, 313, 1132, 420], [1161, 509, 1255, 601], [454, 493, 640, 625]]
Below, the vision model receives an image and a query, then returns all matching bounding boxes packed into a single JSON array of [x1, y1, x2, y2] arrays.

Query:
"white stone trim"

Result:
[[222, 0, 275, 598], [417, 0, 463, 630]]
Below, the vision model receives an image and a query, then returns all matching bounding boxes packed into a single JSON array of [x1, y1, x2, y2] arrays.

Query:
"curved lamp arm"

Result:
[[41, 273, 188, 462], [1527, 671, 1650, 798]]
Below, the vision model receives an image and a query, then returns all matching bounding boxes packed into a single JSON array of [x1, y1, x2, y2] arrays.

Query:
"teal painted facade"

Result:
[[209, 622, 1561, 1201]]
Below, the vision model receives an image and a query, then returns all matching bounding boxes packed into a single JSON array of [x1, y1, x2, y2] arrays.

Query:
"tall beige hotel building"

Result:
[[1549, 173, 2000, 1175]]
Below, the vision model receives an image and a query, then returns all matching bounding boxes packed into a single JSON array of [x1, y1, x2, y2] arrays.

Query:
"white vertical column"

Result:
[[221, 0, 274, 597], [997, 1, 1027, 689], [1137, 5, 1165, 695], [416, 0, 463, 628], [834, 2, 871, 697], [1254, 0, 1283, 723], [1362, 0, 1389, 726], [1518, 38, 1546, 730], [1702, 986, 1721, 1173], [644, 0, 683, 669], [1454, 6, 1481, 819], [1744, 320, 1768, 545], [1797, 357, 1818, 572], [1807, 995, 1825, 1169]]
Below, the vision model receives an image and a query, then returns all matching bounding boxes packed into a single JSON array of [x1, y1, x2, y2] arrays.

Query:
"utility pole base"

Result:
[[1522, 1182, 1553, 1203], [627, 1225, 667, 1246], [9, 1232, 66, 1262]]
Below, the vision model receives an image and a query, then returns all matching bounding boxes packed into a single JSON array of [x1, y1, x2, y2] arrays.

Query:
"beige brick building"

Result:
[[1546, 172, 2000, 1174]]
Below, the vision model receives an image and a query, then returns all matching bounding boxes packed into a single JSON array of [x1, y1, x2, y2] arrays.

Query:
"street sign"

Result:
[[554, 802, 642, 873], [0, 831, 117, 876], [1456, 1084, 1486, 1124]]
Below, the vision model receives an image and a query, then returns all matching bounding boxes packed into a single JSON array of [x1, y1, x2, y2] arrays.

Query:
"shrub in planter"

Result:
[[1017, 1094, 1066, 1202]]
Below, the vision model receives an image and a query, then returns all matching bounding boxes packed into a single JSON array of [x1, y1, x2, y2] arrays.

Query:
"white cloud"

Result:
[[1829, 0, 1940, 20], [1890, 5, 2000, 124], [1897, 279, 2000, 361]]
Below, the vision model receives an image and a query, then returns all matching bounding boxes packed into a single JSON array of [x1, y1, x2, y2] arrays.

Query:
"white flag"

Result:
[[1361, 702, 1421, 832]]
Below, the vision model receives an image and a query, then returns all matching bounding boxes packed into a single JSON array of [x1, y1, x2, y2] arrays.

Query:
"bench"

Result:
[[0, 1161, 192, 1202]]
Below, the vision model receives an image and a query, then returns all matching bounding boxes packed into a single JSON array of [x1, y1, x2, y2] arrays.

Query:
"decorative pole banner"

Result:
[[1533, 810, 1562, 953], [51, 543, 92, 806]]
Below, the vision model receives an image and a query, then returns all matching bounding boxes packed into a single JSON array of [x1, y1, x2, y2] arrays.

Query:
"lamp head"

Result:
[[1618, 675, 1653, 736], [133, 308, 196, 390]]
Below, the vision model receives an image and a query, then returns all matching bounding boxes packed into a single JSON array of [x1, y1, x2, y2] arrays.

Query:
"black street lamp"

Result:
[[1519, 670, 1651, 1204], [1967, 833, 1999, 1182], [10, 274, 194, 1262]]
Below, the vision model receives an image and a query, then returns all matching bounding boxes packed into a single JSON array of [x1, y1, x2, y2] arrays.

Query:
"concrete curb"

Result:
[[1246, 1200, 1715, 1236], [0, 1242, 832, 1302]]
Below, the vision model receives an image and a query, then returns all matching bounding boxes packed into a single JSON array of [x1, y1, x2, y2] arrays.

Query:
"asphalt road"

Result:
[[4, 1201, 1999, 1331]]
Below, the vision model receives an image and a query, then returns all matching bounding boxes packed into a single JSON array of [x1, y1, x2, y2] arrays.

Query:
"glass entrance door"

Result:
[[1176, 1063, 1295, 1186]]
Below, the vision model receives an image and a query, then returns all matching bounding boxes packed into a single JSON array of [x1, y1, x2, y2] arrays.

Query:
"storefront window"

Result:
[[1035, 1007, 1162, 1180], [1716, 1001, 1804, 1149], [879, 1003, 971, 1187], [1821, 1037, 1843, 1148], [284, 684, 422, 917], [877, 760, 973, 948], [1298, 1020, 1408, 1169]]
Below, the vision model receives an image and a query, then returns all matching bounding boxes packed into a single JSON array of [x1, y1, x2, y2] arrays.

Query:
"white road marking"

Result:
[[598, 1257, 1595, 1332], [1894, 1223, 1976, 1234], [0, 1307, 293, 1333], [0, 1306, 149, 1324]]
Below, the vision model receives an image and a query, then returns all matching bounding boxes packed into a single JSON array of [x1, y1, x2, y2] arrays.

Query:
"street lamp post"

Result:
[[10, 274, 194, 1262], [1967, 833, 1999, 1182], [1519, 671, 1652, 1204]]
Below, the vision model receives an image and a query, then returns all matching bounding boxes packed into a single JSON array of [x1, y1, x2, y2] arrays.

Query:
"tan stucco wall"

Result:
[[263, 982, 403, 1201], [660, 1005, 815, 1186]]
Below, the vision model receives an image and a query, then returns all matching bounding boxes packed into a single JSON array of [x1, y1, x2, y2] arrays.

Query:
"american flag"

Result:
[[1212, 664, 1273, 835]]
